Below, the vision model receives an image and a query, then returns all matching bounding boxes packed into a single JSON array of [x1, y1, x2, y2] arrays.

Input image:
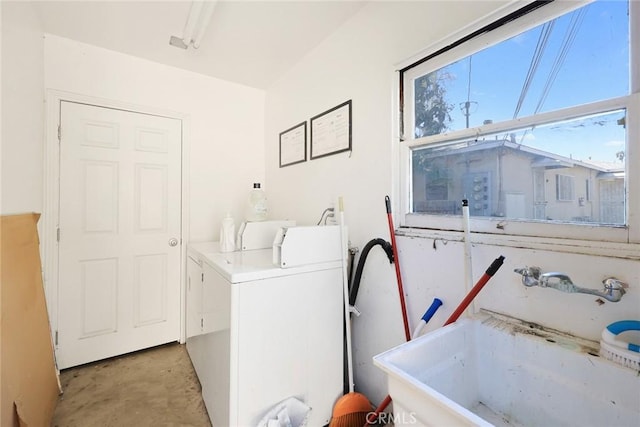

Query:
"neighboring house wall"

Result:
[[543, 166, 594, 222], [414, 149, 535, 218], [540, 166, 624, 224], [413, 145, 625, 223]]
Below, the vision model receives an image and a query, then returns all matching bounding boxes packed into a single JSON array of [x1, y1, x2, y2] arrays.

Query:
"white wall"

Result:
[[265, 0, 640, 407], [4, 0, 639, 414], [1, 1, 45, 215], [43, 34, 265, 241], [265, 0, 511, 405]]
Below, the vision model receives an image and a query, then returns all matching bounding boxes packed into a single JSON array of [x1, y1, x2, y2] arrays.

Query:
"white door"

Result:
[[56, 101, 182, 369], [599, 179, 625, 224], [533, 168, 547, 220]]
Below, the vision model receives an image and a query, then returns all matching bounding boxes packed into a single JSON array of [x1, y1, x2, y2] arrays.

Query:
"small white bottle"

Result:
[[246, 183, 268, 222], [219, 213, 236, 253]]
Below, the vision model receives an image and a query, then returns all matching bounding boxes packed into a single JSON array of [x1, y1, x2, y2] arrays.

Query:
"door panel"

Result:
[[134, 253, 167, 326], [135, 164, 167, 231], [83, 161, 119, 232], [57, 101, 182, 369], [80, 258, 118, 338]]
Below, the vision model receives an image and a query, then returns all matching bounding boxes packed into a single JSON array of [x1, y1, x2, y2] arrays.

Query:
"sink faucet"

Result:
[[514, 267, 627, 302]]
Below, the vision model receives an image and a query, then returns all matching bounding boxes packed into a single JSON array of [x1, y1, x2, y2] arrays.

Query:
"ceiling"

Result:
[[33, 1, 368, 90]]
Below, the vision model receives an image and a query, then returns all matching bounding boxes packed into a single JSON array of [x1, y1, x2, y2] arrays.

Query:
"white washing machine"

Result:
[[186, 241, 344, 426]]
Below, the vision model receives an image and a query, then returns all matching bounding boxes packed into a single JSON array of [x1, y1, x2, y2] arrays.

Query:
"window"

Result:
[[556, 175, 574, 202], [400, 0, 638, 241]]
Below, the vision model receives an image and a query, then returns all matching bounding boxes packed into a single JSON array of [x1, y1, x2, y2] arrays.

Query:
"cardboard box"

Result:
[[1, 213, 60, 426]]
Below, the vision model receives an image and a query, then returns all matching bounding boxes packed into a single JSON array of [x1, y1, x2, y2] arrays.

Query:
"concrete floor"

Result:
[[52, 343, 211, 427]]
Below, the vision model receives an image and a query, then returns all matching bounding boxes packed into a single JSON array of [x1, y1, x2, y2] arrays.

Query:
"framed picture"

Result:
[[279, 121, 307, 167], [310, 100, 352, 159]]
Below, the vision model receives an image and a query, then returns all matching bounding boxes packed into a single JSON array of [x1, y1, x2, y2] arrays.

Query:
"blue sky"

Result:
[[432, 0, 629, 164]]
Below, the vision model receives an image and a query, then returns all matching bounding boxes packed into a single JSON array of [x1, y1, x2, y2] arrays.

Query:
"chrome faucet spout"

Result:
[[513, 267, 627, 303], [539, 272, 575, 291]]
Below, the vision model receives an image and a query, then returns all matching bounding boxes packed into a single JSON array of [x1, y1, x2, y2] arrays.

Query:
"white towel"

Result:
[[256, 397, 310, 427]]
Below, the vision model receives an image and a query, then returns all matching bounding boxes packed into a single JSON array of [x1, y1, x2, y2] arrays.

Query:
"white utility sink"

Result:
[[373, 312, 640, 427]]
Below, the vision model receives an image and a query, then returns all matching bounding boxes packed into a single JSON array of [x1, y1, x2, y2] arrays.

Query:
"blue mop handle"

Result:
[[421, 298, 443, 323]]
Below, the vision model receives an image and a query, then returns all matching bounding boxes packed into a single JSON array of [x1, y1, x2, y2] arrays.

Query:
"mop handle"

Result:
[[385, 196, 411, 342], [412, 298, 444, 338]]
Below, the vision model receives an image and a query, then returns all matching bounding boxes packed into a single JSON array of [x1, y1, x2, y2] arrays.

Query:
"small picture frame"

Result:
[[279, 122, 307, 168], [310, 100, 352, 160]]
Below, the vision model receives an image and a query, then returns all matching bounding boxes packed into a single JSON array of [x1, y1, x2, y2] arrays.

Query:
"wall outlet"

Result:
[[327, 200, 337, 225]]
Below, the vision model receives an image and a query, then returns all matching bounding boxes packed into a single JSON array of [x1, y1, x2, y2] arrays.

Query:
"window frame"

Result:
[[397, 0, 640, 245], [555, 174, 575, 202]]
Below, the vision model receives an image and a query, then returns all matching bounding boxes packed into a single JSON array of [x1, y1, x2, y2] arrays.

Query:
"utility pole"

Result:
[[460, 100, 477, 129], [460, 56, 476, 128], [463, 101, 471, 128]]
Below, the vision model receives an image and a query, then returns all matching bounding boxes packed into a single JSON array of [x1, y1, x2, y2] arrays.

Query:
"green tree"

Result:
[[414, 71, 454, 138], [413, 71, 454, 176]]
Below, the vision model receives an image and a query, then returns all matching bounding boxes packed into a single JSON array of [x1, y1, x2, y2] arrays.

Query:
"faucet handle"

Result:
[[603, 278, 628, 290], [602, 278, 627, 302]]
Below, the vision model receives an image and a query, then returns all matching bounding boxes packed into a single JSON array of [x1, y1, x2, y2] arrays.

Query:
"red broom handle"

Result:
[[443, 255, 505, 326], [366, 395, 392, 425], [365, 255, 505, 426], [365, 197, 411, 425], [385, 196, 411, 342]]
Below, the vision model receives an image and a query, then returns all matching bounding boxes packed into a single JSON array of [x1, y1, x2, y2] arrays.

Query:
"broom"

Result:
[[329, 197, 371, 427]]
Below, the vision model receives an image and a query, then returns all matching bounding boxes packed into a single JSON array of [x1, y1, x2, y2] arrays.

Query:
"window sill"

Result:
[[396, 226, 640, 260]]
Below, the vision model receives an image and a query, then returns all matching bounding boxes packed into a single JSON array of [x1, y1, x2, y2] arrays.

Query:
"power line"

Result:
[[534, 7, 588, 114], [513, 21, 555, 119], [517, 6, 588, 145]]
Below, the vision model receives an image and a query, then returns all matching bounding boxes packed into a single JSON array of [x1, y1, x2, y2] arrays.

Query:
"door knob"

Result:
[[169, 238, 178, 247]]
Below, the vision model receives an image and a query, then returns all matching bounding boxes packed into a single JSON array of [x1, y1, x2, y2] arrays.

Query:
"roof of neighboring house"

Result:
[[421, 139, 625, 174]]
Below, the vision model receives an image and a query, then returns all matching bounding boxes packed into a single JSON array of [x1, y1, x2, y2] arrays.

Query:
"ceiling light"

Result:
[[169, 1, 217, 50]]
